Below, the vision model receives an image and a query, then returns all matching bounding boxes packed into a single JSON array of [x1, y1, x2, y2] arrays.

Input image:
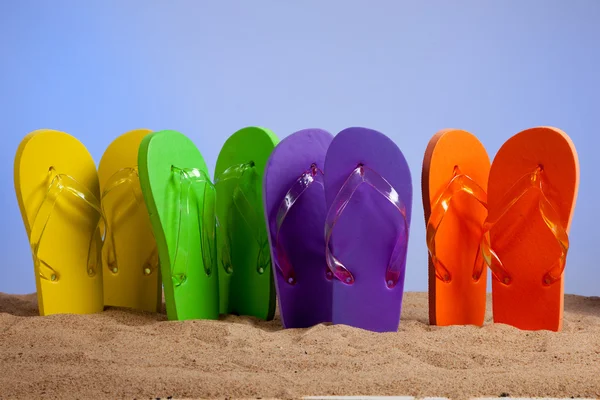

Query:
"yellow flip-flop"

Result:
[[98, 129, 161, 312], [14, 129, 104, 315]]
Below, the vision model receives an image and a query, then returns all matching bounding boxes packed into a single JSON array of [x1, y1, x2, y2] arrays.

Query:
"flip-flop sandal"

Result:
[[485, 126, 579, 331], [14, 129, 104, 315], [214, 126, 278, 320], [263, 128, 334, 328], [324, 127, 412, 332], [138, 130, 219, 321], [422, 129, 490, 326], [99, 129, 161, 313]]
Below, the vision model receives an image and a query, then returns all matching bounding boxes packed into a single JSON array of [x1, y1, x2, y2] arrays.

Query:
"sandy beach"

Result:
[[0, 292, 599, 399]]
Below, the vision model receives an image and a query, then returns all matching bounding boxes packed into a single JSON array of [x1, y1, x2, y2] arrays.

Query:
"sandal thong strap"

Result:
[[215, 161, 270, 275], [479, 166, 569, 286], [101, 167, 158, 276], [426, 166, 488, 283], [270, 163, 326, 285], [30, 167, 105, 282], [171, 166, 216, 287], [324, 164, 409, 288]]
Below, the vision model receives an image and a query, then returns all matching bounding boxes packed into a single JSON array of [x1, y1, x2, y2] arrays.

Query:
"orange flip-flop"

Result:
[[422, 129, 490, 326], [485, 127, 579, 331]]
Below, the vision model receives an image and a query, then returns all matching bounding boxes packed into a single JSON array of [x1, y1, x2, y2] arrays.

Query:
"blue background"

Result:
[[1, 1, 598, 295]]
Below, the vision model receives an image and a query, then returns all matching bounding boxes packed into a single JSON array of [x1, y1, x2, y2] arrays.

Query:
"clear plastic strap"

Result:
[[426, 166, 488, 283], [29, 167, 106, 282], [324, 164, 409, 288], [171, 166, 217, 287], [271, 164, 326, 285], [479, 166, 569, 286], [214, 161, 271, 275], [101, 167, 159, 276]]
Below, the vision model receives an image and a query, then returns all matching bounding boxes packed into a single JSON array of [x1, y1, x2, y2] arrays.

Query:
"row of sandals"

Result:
[[14, 126, 578, 332]]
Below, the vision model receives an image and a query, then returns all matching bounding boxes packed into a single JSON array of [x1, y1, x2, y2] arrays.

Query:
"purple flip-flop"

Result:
[[324, 127, 412, 332], [263, 129, 334, 328]]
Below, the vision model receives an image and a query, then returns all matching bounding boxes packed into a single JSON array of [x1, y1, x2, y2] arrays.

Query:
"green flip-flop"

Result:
[[214, 127, 279, 320], [138, 130, 219, 321]]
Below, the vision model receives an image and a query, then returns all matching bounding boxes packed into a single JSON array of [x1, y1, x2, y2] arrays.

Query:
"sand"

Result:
[[0, 292, 599, 400]]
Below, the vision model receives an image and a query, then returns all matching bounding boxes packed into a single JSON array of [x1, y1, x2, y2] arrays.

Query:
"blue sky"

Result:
[[1, 1, 598, 295]]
